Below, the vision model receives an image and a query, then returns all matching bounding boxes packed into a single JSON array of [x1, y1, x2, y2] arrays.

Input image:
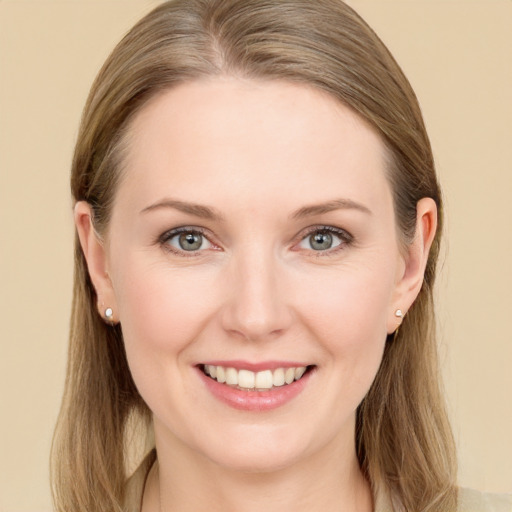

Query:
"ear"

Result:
[[74, 201, 118, 323], [387, 197, 437, 334]]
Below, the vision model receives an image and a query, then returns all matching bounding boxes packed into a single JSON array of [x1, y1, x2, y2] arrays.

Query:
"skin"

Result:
[[76, 78, 436, 512]]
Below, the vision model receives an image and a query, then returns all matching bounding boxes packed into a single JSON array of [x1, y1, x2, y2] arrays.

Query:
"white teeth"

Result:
[[294, 367, 306, 380], [272, 368, 285, 387], [255, 370, 273, 389], [203, 365, 309, 390], [284, 367, 295, 384], [225, 367, 238, 385], [216, 366, 226, 383], [238, 369, 255, 389]]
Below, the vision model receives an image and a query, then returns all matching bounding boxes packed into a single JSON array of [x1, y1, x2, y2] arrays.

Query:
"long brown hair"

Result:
[[51, 1, 457, 510]]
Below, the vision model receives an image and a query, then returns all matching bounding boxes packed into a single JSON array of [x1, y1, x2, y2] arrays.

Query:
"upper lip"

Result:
[[198, 360, 312, 372]]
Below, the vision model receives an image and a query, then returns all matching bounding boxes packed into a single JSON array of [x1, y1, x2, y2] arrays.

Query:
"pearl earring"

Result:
[[105, 307, 114, 322], [393, 309, 404, 337]]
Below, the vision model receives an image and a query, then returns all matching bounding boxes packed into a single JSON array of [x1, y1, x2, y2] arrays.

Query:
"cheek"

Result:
[[294, 261, 394, 389], [116, 260, 214, 345], [112, 257, 218, 401], [297, 262, 394, 342]]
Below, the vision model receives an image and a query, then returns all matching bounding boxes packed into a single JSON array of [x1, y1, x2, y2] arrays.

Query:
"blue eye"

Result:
[[161, 229, 212, 253], [298, 227, 350, 252]]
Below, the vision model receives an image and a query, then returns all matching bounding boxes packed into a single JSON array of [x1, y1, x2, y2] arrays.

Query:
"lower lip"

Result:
[[197, 367, 313, 412]]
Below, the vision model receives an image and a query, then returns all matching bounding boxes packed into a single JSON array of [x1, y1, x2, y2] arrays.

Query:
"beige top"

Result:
[[125, 450, 512, 512]]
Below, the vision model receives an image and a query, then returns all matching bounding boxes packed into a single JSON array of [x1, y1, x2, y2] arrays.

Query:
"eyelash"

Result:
[[158, 226, 214, 257], [158, 225, 353, 257], [297, 225, 353, 257]]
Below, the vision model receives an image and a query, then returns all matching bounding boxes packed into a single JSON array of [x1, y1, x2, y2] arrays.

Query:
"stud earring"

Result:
[[105, 307, 114, 323], [394, 309, 404, 337]]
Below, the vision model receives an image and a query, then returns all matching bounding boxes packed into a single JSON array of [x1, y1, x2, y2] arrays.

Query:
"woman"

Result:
[[50, 1, 509, 511]]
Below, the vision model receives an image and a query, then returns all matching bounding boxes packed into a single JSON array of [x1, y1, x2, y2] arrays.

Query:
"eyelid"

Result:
[[294, 225, 354, 253], [156, 224, 353, 257], [158, 226, 219, 256]]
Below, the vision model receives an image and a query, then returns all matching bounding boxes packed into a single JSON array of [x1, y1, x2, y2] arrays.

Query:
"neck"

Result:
[[143, 424, 373, 512]]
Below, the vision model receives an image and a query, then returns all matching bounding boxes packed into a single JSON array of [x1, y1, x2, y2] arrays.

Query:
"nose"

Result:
[[220, 248, 293, 342]]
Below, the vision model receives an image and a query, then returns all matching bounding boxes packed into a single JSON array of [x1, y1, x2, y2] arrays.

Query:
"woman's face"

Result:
[[84, 78, 425, 472]]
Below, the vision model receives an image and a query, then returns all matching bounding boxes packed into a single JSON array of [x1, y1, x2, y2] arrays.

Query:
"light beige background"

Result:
[[0, 1, 510, 510]]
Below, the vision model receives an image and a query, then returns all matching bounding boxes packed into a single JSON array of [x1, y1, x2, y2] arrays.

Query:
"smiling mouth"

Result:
[[200, 364, 314, 391]]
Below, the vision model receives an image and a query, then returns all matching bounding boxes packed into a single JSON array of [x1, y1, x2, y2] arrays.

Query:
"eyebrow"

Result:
[[140, 198, 224, 221], [140, 197, 371, 221], [291, 198, 372, 219]]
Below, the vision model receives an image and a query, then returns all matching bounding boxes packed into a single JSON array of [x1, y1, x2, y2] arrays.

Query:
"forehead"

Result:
[[117, 78, 392, 215]]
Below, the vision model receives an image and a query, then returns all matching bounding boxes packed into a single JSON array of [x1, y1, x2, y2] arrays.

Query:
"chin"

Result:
[[211, 445, 303, 474], [197, 425, 313, 474]]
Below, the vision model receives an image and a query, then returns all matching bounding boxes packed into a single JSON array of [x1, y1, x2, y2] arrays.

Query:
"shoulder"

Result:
[[124, 448, 157, 512], [458, 488, 512, 512], [374, 487, 511, 512]]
